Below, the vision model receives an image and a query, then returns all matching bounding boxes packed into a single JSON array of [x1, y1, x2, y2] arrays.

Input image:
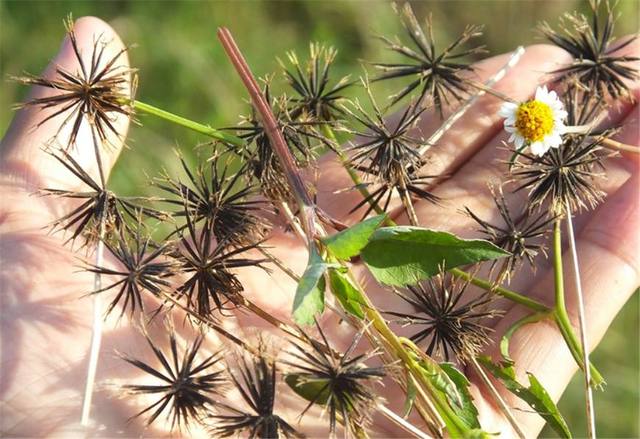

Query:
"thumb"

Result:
[[0, 16, 131, 192]]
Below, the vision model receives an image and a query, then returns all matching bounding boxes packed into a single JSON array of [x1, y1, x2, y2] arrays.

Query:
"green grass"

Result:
[[1, 1, 638, 437]]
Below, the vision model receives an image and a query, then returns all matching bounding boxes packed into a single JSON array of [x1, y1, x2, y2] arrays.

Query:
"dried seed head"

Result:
[[84, 225, 176, 318], [540, 0, 639, 100], [509, 136, 608, 215], [373, 2, 484, 115], [172, 207, 267, 319], [13, 17, 135, 150], [345, 92, 424, 181], [121, 332, 227, 431], [231, 81, 328, 203], [41, 148, 164, 247], [281, 43, 353, 123], [156, 152, 270, 247], [210, 349, 302, 438], [349, 168, 439, 219], [463, 185, 554, 282], [387, 272, 499, 362], [344, 87, 438, 217], [283, 322, 385, 437]]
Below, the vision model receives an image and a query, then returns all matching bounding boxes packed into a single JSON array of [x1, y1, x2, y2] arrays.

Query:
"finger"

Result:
[[315, 44, 572, 224], [0, 16, 131, 193]]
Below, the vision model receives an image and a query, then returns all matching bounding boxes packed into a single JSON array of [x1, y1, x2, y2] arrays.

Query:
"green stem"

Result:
[[552, 220, 604, 386], [500, 311, 551, 361], [131, 99, 245, 147], [449, 267, 550, 313], [321, 125, 394, 226]]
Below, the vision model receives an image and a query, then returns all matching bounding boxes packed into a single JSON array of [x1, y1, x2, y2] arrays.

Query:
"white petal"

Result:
[[535, 86, 549, 101], [553, 123, 567, 135], [547, 133, 563, 148], [515, 135, 525, 148], [498, 103, 518, 118], [530, 141, 549, 156]]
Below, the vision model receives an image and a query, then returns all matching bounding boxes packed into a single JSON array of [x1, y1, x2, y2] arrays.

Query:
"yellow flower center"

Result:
[[515, 100, 554, 142]]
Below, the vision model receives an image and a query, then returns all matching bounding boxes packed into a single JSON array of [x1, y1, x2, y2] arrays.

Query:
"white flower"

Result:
[[499, 86, 568, 156]]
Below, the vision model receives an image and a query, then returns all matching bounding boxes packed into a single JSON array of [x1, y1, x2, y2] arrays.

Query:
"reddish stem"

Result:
[[217, 28, 317, 239]]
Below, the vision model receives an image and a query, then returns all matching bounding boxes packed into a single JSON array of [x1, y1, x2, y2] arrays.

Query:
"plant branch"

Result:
[[377, 403, 432, 439], [80, 210, 106, 427], [448, 267, 550, 313], [401, 182, 527, 438], [417, 46, 525, 158], [80, 126, 110, 427], [159, 290, 260, 357], [552, 219, 604, 386], [217, 28, 317, 240], [131, 99, 245, 147], [597, 136, 640, 154], [469, 357, 526, 439], [565, 202, 596, 439], [320, 124, 392, 224], [257, 246, 300, 282], [217, 27, 457, 435]]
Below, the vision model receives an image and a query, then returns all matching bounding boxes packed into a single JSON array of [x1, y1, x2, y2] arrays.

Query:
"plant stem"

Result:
[[320, 124, 392, 224], [500, 311, 551, 361], [80, 127, 109, 427], [131, 99, 245, 147], [598, 136, 640, 154], [257, 246, 300, 281], [278, 200, 308, 243], [448, 267, 550, 313], [400, 185, 528, 437], [565, 203, 596, 439], [398, 179, 419, 226], [377, 403, 432, 439], [463, 78, 518, 104], [235, 294, 307, 345], [80, 213, 106, 427], [552, 220, 604, 386], [469, 357, 526, 439], [159, 290, 260, 357], [417, 46, 525, 158]]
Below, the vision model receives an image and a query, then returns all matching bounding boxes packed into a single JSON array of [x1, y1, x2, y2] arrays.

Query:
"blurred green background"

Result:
[[1, 1, 638, 437]]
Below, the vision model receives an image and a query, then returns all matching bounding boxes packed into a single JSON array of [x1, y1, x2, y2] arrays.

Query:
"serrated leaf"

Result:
[[361, 227, 509, 286], [477, 356, 572, 438], [321, 214, 387, 260], [441, 363, 481, 429], [292, 248, 329, 325], [328, 269, 366, 319]]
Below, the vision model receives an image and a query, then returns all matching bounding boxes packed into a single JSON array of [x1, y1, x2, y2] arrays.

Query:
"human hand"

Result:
[[0, 16, 637, 438]]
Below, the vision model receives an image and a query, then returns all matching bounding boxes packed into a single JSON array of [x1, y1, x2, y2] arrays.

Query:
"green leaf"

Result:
[[285, 374, 331, 405], [360, 227, 509, 286], [403, 373, 418, 418], [477, 356, 572, 438], [412, 356, 487, 437], [328, 269, 366, 319], [292, 248, 329, 325], [441, 363, 481, 429], [321, 214, 386, 260]]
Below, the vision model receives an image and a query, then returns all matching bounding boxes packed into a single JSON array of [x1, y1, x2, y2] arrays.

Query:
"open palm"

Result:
[[1, 17, 638, 438]]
